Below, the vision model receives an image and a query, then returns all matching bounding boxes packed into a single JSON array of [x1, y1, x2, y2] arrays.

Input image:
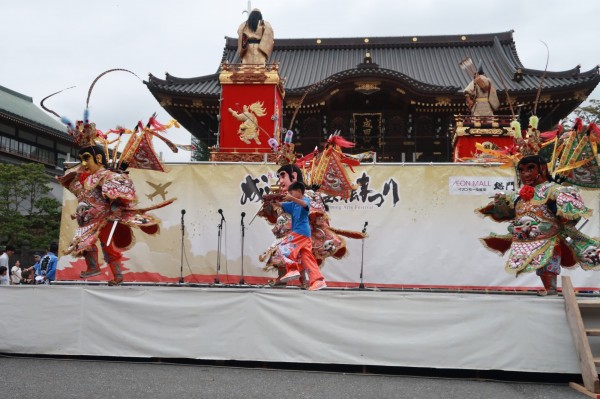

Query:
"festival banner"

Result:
[[57, 163, 600, 290], [448, 176, 516, 196]]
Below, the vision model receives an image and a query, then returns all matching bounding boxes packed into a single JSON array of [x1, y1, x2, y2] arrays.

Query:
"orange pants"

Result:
[[279, 232, 324, 285]]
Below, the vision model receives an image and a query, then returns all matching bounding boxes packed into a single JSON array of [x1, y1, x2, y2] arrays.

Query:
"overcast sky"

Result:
[[3, 0, 599, 161]]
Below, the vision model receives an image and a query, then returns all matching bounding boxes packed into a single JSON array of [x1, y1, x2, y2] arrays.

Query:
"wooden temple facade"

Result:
[[0, 84, 76, 175], [145, 31, 599, 162]]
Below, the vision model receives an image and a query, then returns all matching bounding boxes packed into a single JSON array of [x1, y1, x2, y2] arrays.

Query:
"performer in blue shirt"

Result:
[[273, 182, 327, 291], [32, 242, 58, 284]]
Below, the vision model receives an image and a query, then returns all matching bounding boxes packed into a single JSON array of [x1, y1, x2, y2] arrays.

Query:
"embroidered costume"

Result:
[[258, 131, 366, 286], [44, 70, 178, 285], [57, 165, 167, 284], [477, 181, 600, 274], [477, 116, 600, 294]]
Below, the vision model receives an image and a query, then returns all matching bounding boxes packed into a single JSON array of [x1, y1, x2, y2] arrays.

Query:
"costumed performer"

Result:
[[57, 142, 166, 285], [257, 131, 366, 287], [476, 116, 600, 295], [271, 181, 327, 291], [237, 8, 274, 65], [43, 70, 178, 285]]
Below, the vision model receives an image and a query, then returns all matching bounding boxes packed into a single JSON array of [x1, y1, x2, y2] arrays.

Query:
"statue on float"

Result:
[[462, 61, 500, 117], [237, 8, 274, 65], [42, 70, 179, 285]]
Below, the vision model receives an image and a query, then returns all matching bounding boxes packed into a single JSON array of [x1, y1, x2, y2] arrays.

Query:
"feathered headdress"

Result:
[[41, 69, 180, 172], [541, 118, 600, 187], [513, 115, 541, 157], [270, 129, 297, 166]]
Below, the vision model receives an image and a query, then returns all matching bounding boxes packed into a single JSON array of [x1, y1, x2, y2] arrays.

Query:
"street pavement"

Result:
[[0, 355, 590, 399]]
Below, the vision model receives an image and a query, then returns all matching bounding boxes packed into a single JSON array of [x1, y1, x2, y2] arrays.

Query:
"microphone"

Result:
[[362, 221, 368, 234], [218, 209, 225, 221], [241, 212, 246, 226], [181, 209, 186, 215]]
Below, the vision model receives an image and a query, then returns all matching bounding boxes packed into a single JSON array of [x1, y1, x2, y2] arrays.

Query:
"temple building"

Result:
[[0, 84, 77, 198], [146, 30, 599, 162]]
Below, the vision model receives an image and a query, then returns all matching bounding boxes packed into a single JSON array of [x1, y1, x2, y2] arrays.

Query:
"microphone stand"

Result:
[[239, 212, 246, 285], [179, 209, 186, 284], [359, 221, 368, 289], [215, 211, 225, 284]]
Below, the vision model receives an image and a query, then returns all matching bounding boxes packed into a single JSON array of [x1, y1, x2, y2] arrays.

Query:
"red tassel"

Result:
[[341, 155, 360, 172], [574, 118, 583, 132], [295, 152, 316, 166], [328, 135, 355, 148], [540, 129, 559, 141], [149, 117, 168, 131]]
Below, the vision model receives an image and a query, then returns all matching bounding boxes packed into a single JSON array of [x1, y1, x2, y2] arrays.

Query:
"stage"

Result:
[[1, 284, 592, 375], [24, 163, 600, 377]]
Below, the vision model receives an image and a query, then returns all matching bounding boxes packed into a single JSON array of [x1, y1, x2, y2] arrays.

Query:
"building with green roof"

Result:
[[0, 84, 78, 199]]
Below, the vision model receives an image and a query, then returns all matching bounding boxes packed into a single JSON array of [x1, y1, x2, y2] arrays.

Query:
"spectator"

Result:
[[10, 260, 22, 285], [0, 245, 15, 284], [33, 243, 58, 284], [0, 266, 8, 285], [21, 254, 39, 285]]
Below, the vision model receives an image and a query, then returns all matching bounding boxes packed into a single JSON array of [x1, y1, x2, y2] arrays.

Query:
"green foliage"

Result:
[[0, 163, 61, 248], [572, 98, 600, 124], [191, 137, 210, 161]]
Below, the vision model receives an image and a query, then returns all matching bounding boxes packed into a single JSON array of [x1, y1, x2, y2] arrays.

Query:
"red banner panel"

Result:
[[218, 66, 284, 153]]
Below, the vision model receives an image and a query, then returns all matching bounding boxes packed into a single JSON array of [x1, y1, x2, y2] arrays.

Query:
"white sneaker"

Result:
[[308, 280, 327, 291], [280, 270, 300, 283]]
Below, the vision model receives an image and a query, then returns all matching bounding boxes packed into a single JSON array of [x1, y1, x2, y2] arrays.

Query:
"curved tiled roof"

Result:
[[147, 72, 221, 96], [0, 85, 70, 139], [146, 30, 599, 98]]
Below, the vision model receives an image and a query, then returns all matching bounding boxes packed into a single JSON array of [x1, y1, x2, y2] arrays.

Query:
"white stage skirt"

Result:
[[0, 285, 586, 374]]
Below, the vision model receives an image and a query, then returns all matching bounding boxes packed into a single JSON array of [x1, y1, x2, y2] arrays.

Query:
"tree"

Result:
[[191, 137, 210, 161], [572, 98, 600, 124], [0, 163, 62, 248]]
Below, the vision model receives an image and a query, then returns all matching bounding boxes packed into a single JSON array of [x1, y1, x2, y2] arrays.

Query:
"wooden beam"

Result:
[[579, 300, 600, 308], [570, 382, 600, 399], [563, 276, 600, 393]]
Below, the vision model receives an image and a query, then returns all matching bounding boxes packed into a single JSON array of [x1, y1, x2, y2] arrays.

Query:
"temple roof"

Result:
[[146, 30, 600, 98], [0, 84, 70, 139]]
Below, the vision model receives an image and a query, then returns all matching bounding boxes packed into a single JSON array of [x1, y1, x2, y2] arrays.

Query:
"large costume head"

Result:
[[78, 145, 107, 174], [277, 164, 304, 191], [517, 154, 549, 186]]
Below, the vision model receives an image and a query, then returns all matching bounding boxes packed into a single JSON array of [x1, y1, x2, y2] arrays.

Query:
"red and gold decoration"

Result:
[[214, 63, 284, 158], [297, 133, 360, 199], [452, 115, 516, 162]]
